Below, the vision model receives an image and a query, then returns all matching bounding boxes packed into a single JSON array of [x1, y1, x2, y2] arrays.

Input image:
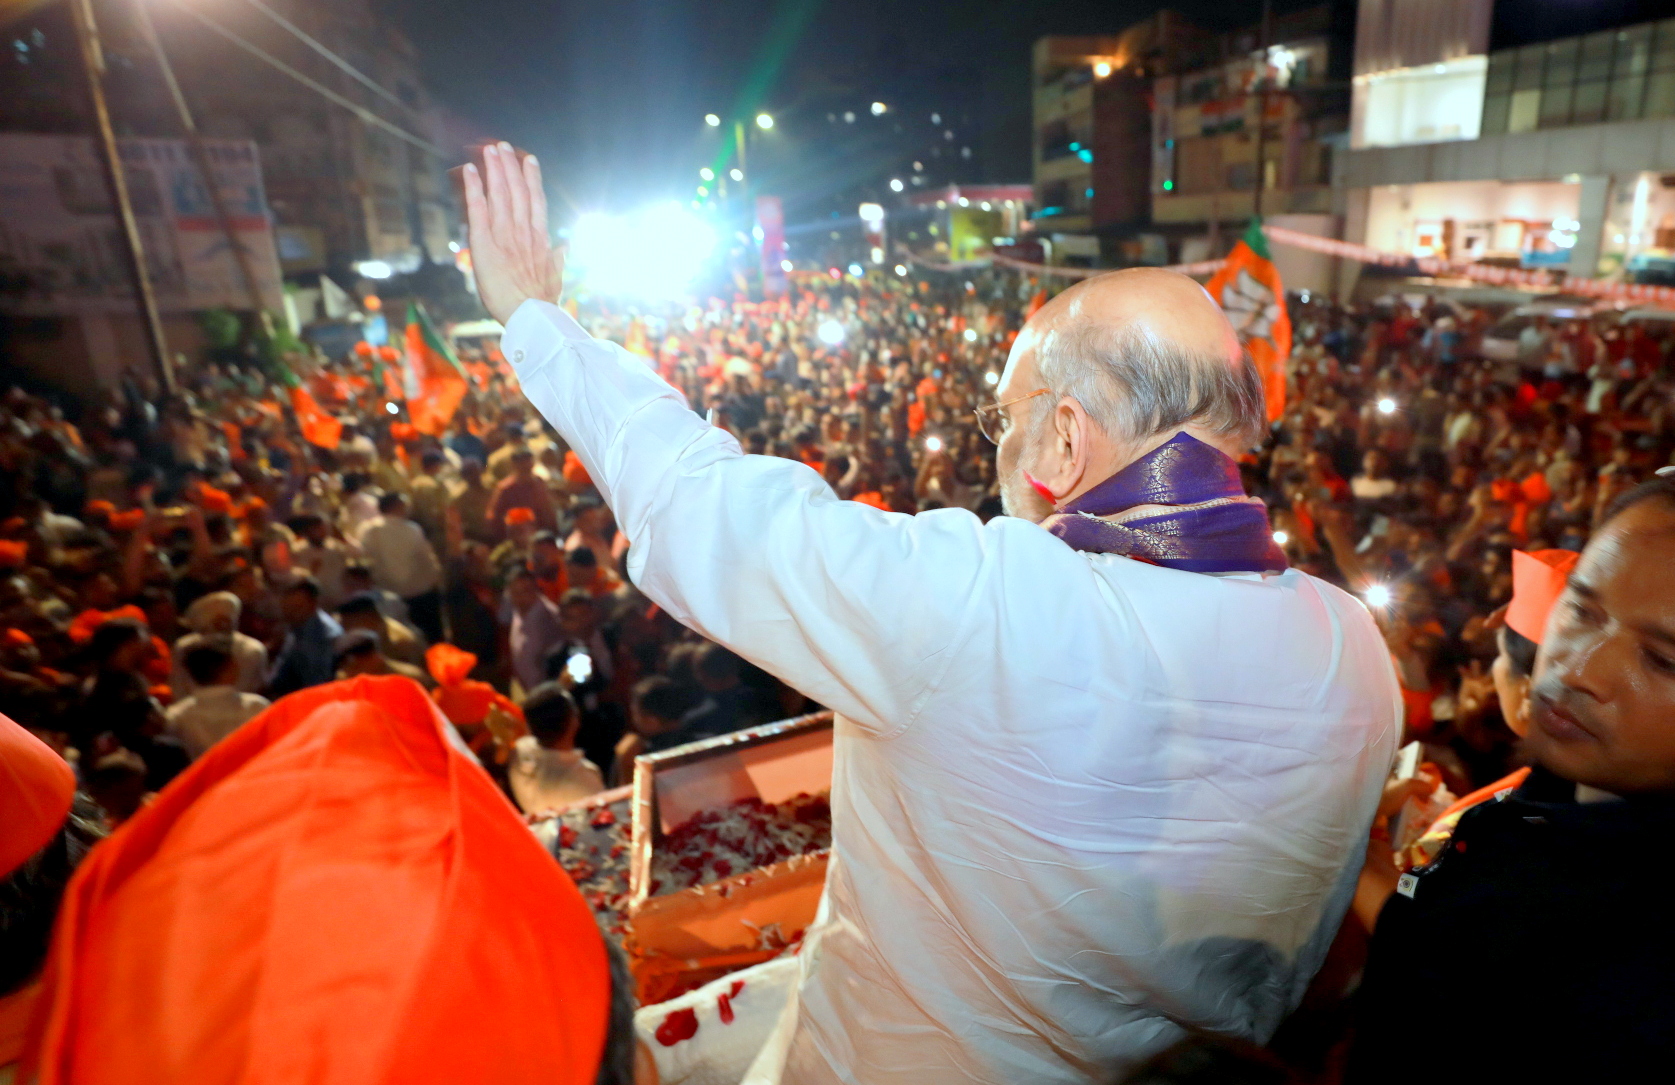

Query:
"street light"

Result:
[[729, 168, 744, 182], [705, 114, 721, 127], [699, 167, 714, 181], [756, 113, 774, 130]]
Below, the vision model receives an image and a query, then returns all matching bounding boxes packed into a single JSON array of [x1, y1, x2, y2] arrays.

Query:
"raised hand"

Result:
[[461, 143, 564, 325]]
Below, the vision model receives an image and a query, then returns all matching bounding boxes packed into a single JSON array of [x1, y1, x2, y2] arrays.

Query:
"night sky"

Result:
[[384, 0, 1303, 225], [385, 0, 1672, 229]]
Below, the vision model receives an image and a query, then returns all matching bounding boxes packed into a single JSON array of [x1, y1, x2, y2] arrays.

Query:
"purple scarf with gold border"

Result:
[[1040, 433, 1287, 574]]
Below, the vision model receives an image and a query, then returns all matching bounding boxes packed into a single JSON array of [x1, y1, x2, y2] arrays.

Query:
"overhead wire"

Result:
[[234, 0, 421, 121], [160, 0, 443, 157]]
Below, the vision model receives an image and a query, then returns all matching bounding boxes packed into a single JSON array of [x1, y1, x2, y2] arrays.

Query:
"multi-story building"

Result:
[[0, 0, 454, 283], [1031, 15, 1205, 267], [1150, 3, 1355, 288], [1340, 0, 1675, 296], [160, 0, 454, 279], [0, 0, 453, 392]]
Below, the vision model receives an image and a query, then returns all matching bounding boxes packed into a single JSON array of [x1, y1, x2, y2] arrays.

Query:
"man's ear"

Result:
[[1034, 397, 1092, 501], [1506, 673, 1533, 738]]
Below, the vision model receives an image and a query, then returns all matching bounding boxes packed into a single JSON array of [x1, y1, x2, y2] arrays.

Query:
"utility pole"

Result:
[[1251, 0, 1273, 220], [131, 0, 271, 323], [70, 0, 175, 392]]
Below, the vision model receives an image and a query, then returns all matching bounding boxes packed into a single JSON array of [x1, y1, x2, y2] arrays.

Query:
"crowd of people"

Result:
[[3, 256, 1675, 1080]]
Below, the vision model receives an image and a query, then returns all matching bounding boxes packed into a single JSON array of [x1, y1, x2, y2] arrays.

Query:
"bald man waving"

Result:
[[464, 145, 1397, 1085]]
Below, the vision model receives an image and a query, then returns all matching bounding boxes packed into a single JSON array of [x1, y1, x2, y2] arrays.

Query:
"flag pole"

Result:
[[70, 0, 175, 393]]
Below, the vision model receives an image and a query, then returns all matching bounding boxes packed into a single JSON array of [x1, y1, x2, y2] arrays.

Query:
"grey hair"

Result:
[[1031, 320, 1266, 450]]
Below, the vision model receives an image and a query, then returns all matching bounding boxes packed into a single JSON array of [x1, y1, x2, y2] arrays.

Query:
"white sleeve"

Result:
[[501, 300, 996, 737]]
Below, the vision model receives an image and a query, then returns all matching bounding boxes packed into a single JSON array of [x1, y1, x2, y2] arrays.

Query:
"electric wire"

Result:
[[235, 0, 421, 121], [162, 0, 443, 157]]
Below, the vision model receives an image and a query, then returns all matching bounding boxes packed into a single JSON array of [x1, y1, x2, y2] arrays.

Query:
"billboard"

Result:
[[0, 133, 285, 315]]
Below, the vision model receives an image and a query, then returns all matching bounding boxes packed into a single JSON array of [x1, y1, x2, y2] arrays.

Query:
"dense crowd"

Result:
[[3, 265, 1675, 1077]]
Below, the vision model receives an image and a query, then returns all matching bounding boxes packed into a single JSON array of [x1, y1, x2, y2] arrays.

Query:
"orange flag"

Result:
[[404, 302, 467, 437], [289, 385, 342, 450], [1206, 220, 1290, 422], [22, 676, 608, 1085]]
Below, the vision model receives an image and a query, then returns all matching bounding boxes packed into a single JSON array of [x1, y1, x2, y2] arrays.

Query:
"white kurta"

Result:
[[503, 301, 1400, 1085]]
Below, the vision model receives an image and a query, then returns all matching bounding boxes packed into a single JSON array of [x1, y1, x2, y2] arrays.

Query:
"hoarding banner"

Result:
[[0, 133, 285, 315]]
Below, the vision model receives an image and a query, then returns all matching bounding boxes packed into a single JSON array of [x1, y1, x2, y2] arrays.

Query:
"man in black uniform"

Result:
[[1349, 473, 1675, 1082]]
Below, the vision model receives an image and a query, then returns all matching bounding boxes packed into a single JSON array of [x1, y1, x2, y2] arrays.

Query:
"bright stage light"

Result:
[[1272, 530, 1289, 546], [890, 178, 904, 192], [566, 203, 716, 301], [847, 263, 864, 277], [963, 328, 978, 342], [1364, 584, 1392, 609], [984, 371, 1000, 386], [385, 401, 400, 415], [781, 259, 794, 272], [1377, 397, 1397, 415], [356, 260, 392, 280], [1094, 61, 1112, 78], [730, 168, 744, 182], [817, 319, 845, 345], [924, 436, 942, 452], [894, 264, 908, 276], [871, 101, 887, 115], [756, 113, 774, 129], [705, 114, 721, 127], [699, 167, 714, 181]]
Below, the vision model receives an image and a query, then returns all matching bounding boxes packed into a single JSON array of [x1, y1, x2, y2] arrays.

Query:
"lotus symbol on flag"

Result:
[[1220, 268, 1280, 342]]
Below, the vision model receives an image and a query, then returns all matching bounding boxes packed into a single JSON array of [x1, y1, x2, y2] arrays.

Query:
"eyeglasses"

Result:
[[974, 388, 1051, 444]]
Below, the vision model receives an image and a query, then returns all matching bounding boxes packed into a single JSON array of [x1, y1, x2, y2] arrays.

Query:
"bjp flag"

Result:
[[1206, 220, 1290, 422], [403, 302, 468, 437]]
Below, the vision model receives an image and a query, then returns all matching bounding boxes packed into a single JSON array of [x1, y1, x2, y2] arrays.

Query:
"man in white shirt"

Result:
[[356, 492, 444, 644], [169, 591, 268, 696], [288, 513, 353, 610], [166, 642, 269, 759], [507, 680, 605, 814], [464, 145, 1397, 1084]]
